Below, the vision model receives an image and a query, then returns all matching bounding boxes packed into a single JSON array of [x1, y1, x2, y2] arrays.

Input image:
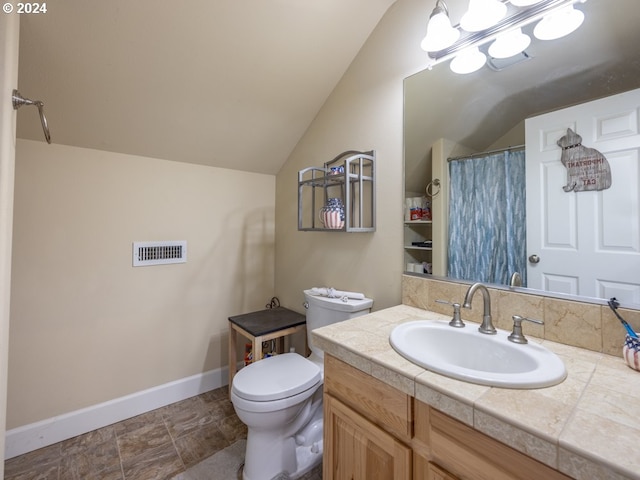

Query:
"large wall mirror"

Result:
[[404, 0, 640, 306]]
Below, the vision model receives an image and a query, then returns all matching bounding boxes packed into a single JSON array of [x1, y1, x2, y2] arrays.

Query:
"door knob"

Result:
[[528, 254, 540, 264]]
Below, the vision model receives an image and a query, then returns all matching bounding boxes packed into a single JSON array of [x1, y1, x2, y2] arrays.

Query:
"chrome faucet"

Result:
[[462, 283, 497, 334], [509, 272, 522, 287]]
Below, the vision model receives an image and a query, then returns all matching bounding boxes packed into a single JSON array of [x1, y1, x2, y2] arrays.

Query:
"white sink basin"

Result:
[[389, 320, 566, 389]]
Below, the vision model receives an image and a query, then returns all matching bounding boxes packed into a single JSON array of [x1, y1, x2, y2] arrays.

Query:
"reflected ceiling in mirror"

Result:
[[404, 0, 640, 303]]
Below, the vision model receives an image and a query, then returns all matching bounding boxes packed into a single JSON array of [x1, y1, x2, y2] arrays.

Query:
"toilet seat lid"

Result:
[[232, 353, 321, 402]]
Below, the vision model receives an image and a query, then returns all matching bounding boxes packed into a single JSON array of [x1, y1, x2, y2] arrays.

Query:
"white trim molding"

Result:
[[5, 366, 229, 459]]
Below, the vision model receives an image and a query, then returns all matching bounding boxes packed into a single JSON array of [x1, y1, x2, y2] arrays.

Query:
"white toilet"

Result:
[[231, 289, 373, 480]]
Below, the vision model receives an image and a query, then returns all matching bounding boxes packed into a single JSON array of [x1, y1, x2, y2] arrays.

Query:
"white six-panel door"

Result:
[[525, 88, 640, 302]]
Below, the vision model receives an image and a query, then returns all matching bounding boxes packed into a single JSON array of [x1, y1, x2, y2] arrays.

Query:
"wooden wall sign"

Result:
[[557, 128, 612, 192]]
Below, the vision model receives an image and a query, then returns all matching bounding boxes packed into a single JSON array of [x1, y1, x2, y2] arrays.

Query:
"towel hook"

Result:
[[12, 89, 51, 144]]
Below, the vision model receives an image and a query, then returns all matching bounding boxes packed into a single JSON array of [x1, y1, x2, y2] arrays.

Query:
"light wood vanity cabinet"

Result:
[[324, 395, 412, 479], [324, 354, 573, 480], [323, 354, 412, 480], [413, 401, 572, 480]]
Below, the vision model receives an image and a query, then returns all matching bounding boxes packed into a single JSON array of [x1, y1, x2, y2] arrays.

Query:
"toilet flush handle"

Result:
[[303, 301, 309, 309]]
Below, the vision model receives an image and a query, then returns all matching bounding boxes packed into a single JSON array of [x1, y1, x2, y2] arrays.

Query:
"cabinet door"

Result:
[[324, 354, 412, 442], [427, 462, 459, 480], [324, 394, 411, 480]]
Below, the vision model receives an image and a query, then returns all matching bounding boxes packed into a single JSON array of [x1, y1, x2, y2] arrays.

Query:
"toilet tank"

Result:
[[303, 289, 373, 359]]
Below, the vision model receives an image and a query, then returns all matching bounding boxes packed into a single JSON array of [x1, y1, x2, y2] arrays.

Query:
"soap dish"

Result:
[[623, 334, 640, 371]]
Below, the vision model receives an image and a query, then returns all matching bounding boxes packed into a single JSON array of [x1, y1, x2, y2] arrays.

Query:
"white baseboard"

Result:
[[5, 366, 229, 459]]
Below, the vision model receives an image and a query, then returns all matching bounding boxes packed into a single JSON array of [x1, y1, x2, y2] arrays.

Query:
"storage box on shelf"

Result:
[[298, 150, 375, 232]]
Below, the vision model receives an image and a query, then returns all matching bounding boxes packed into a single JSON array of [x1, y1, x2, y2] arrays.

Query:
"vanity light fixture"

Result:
[[420, 0, 460, 52], [422, 0, 588, 74]]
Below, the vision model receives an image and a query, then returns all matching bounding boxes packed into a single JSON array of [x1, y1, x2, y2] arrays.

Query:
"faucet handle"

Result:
[[436, 299, 465, 328], [508, 315, 544, 344]]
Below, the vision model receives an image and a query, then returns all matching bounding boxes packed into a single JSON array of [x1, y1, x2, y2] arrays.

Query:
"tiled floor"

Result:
[[4, 386, 247, 480], [4, 386, 324, 480]]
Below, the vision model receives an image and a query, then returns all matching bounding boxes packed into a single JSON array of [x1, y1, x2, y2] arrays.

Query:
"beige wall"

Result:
[[274, 0, 428, 311], [1, 12, 19, 475], [8, 140, 275, 427], [6, 0, 430, 435]]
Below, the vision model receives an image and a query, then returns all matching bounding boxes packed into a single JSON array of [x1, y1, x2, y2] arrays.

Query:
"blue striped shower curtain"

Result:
[[447, 150, 527, 286]]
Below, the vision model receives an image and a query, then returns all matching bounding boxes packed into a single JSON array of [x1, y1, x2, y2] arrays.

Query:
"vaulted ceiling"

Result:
[[16, 0, 396, 174], [16, 0, 640, 178]]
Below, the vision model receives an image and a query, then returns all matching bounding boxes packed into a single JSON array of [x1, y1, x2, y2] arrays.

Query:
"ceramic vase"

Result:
[[319, 198, 345, 229]]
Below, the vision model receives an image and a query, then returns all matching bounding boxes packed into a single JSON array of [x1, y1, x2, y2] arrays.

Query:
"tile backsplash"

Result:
[[402, 274, 640, 357]]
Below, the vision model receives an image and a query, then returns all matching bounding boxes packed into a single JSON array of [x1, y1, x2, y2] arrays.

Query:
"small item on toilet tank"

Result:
[[309, 287, 365, 300]]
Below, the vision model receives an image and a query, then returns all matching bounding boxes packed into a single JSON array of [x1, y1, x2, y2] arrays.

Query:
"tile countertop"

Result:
[[312, 304, 640, 480]]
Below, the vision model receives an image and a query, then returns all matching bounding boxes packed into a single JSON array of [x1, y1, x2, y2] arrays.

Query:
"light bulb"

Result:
[[488, 28, 531, 58], [534, 5, 585, 41], [450, 47, 487, 74], [421, 11, 460, 52], [460, 0, 507, 32]]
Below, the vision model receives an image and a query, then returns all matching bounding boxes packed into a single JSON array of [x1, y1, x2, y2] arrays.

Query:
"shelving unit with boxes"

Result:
[[404, 195, 433, 274]]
